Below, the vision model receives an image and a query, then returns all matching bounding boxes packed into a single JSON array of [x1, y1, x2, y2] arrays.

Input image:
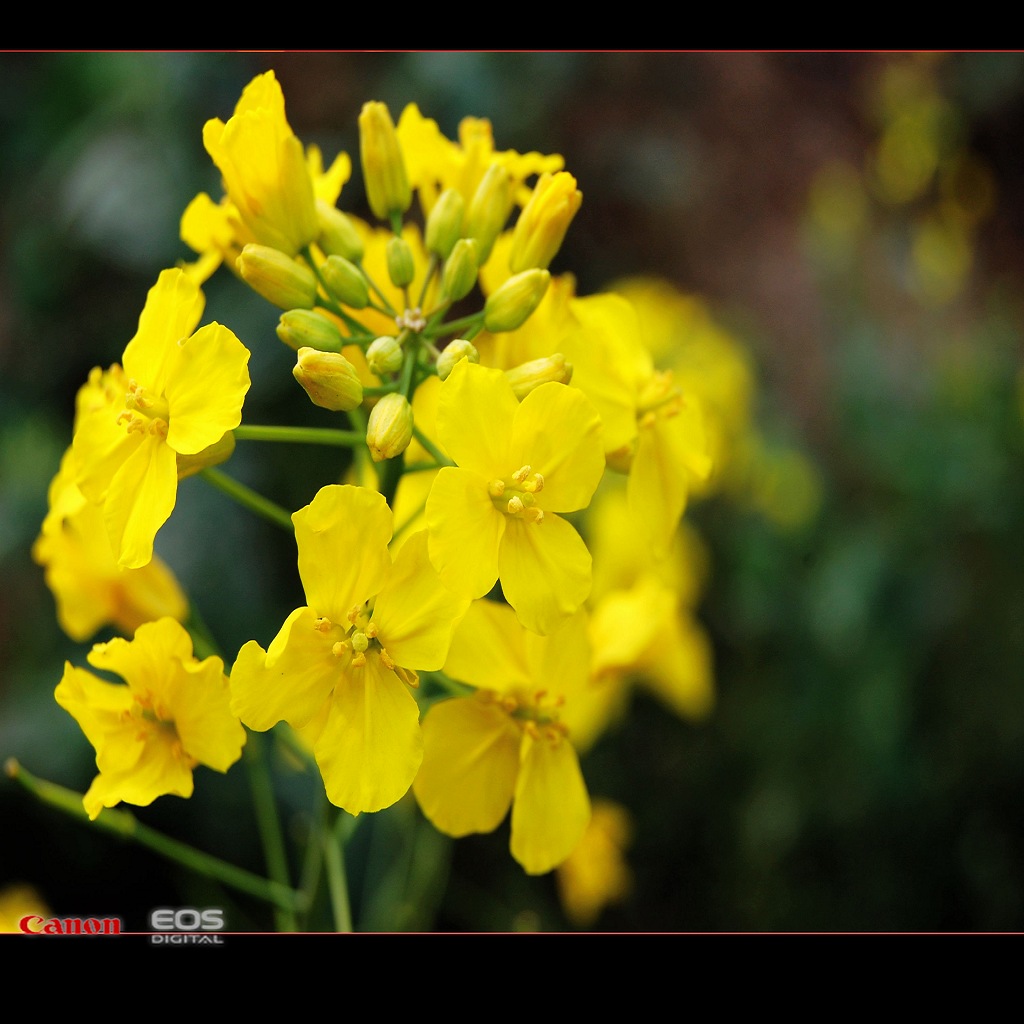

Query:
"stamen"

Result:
[[511, 465, 532, 484], [331, 641, 349, 658], [379, 647, 395, 670], [314, 617, 333, 633], [351, 651, 367, 668], [507, 496, 525, 515], [488, 479, 506, 497]]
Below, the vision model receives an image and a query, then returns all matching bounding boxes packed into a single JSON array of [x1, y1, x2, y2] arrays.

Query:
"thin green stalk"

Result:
[[323, 809, 353, 932], [199, 468, 293, 532], [233, 424, 365, 447], [412, 426, 453, 468], [435, 311, 484, 339], [244, 733, 299, 932], [6, 759, 301, 913], [184, 602, 220, 661]]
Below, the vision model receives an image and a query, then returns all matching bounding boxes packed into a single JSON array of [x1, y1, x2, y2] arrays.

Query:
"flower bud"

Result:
[[504, 352, 574, 399], [508, 171, 582, 273], [277, 309, 344, 352], [366, 335, 404, 376], [483, 269, 551, 333], [436, 339, 479, 381], [293, 347, 364, 412], [365, 392, 414, 462], [321, 255, 370, 309], [440, 238, 478, 303], [465, 163, 514, 265], [237, 244, 318, 310], [359, 101, 411, 223], [316, 199, 365, 262], [176, 431, 236, 480], [425, 188, 465, 259], [386, 236, 415, 289]]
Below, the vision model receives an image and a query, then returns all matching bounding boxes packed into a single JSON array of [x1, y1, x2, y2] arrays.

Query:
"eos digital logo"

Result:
[[149, 907, 226, 945]]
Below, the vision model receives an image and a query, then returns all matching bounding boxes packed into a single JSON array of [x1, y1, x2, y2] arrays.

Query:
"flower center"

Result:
[[488, 464, 545, 522], [481, 687, 568, 745], [117, 380, 170, 438], [315, 603, 418, 688], [126, 693, 194, 764], [637, 370, 683, 428]]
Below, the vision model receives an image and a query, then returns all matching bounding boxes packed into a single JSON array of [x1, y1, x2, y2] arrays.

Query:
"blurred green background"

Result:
[[3, 51, 1024, 932]]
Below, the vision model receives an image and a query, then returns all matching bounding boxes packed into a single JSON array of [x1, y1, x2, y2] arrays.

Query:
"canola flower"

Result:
[[71, 267, 251, 569], [55, 618, 245, 820], [414, 599, 595, 875], [230, 485, 467, 815], [23, 73, 743, 930], [33, 449, 188, 642]]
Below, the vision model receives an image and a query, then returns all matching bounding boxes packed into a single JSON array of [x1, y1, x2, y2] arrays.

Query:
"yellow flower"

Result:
[[396, 104, 564, 224], [571, 483, 714, 752], [200, 70, 320, 257], [413, 598, 593, 875], [55, 617, 246, 820], [229, 485, 467, 816], [556, 799, 634, 927], [72, 268, 251, 569], [32, 449, 188, 642], [425, 361, 604, 636], [561, 292, 712, 557]]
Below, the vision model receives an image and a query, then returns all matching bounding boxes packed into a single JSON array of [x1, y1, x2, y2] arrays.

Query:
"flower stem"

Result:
[[199, 467, 294, 532], [5, 759, 302, 914], [244, 733, 299, 932], [323, 809, 353, 932], [233, 424, 365, 447], [411, 426, 453, 468]]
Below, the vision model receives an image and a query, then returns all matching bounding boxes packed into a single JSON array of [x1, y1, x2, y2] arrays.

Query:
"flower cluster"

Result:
[[37, 69, 719, 889]]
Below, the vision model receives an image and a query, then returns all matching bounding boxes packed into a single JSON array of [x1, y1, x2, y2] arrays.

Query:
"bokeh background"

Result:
[[3, 51, 1024, 932]]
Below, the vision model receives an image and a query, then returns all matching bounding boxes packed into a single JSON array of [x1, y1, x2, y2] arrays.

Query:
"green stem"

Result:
[[234, 424, 365, 447], [244, 733, 298, 932], [184, 603, 220, 661], [323, 809, 353, 932], [6, 759, 301, 913], [412, 426, 453, 468], [435, 311, 484, 339], [199, 468, 293, 533]]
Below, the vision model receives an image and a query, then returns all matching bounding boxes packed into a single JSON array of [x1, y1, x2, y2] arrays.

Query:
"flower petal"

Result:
[[293, 485, 393, 620], [436, 361, 516, 478], [122, 269, 206, 394], [172, 656, 246, 772], [165, 322, 250, 455], [426, 466, 505, 599], [510, 382, 604, 512], [371, 531, 468, 671], [443, 597, 531, 693], [498, 514, 592, 636], [230, 607, 339, 731], [314, 654, 423, 814], [413, 694, 519, 837], [511, 731, 590, 875]]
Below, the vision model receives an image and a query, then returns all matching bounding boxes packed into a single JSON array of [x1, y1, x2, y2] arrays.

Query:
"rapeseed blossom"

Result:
[[55, 617, 245, 820], [413, 599, 594, 874], [556, 799, 634, 927], [71, 268, 250, 568], [230, 485, 467, 815], [425, 360, 604, 636], [33, 449, 188, 641], [182, 70, 351, 281]]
